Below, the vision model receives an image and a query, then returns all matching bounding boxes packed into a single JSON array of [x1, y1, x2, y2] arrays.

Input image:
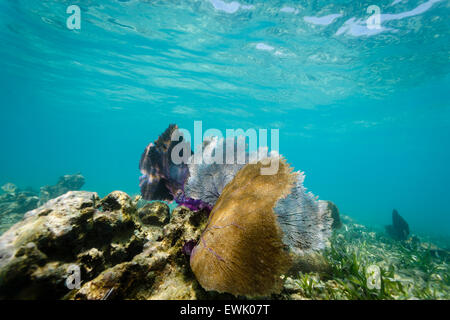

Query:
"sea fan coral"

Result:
[[174, 193, 213, 213], [139, 124, 190, 201], [386, 209, 409, 240], [190, 156, 297, 297], [189, 156, 333, 297], [274, 172, 333, 255], [184, 136, 248, 206]]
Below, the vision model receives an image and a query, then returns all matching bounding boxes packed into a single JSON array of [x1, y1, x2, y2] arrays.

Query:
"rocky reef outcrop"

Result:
[[71, 205, 214, 300], [0, 191, 143, 299], [0, 174, 85, 235], [0, 186, 39, 235], [0, 190, 227, 299], [38, 174, 85, 205], [0, 190, 338, 300]]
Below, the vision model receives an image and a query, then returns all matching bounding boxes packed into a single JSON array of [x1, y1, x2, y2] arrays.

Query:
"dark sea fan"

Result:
[[386, 209, 410, 240], [189, 156, 333, 297], [325, 200, 342, 230], [139, 124, 190, 201]]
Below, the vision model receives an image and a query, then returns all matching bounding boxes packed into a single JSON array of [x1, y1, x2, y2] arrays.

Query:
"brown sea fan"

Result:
[[189, 156, 297, 297]]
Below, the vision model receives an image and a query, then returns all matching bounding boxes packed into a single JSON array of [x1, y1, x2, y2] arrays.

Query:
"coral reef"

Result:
[[138, 201, 170, 226], [0, 191, 145, 299], [0, 174, 86, 235], [0, 190, 448, 300], [139, 124, 190, 202], [0, 190, 219, 300], [1, 183, 18, 194], [38, 174, 85, 205], [0, 188, 39, 235], [71, 206, 214, 300], [385, 209, 410, 241]]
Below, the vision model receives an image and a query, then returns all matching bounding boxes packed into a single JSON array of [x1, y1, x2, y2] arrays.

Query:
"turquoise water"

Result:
[[0, 0, 449, 236]]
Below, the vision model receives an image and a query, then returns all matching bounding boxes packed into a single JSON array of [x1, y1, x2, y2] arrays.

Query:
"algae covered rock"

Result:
[[1, 183, 18, 194], [72, 205, 212, 300], [138, 201, 170, 226], [39, 174, 85, 205], [0, 189, 40, 234], [0, 175, 87, 235], [0, 191, 149, 299]]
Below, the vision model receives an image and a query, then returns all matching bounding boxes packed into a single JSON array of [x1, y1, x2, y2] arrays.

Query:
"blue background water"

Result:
[[0, 0, 449, 236]]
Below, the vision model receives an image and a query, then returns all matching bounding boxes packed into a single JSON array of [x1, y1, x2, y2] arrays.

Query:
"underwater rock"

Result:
[[39, 174, 85, 205], [385, 209, 410, 241], [72, 205, 217, 300], [405, 235, 421, 250], [139, 124, 190, 202], [0, 191, 98, 298], [138, 201, 170, 226], [0, 191, 39, 215], [0, 189, 40, 234], [0, 183, 336, 300], [0, 175, 86, 235], [0, 191, 149, 299], [190, 156, 333, 298], [0, 187, 228, 299], [1, 183, 18, 194]]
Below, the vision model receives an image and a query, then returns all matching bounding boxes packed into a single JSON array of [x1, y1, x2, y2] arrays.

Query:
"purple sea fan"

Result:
[[184, 136, 253, 206], [174, 192, 213, 213], [139, 124, 190, 201], [274, 171, 333, 255]]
